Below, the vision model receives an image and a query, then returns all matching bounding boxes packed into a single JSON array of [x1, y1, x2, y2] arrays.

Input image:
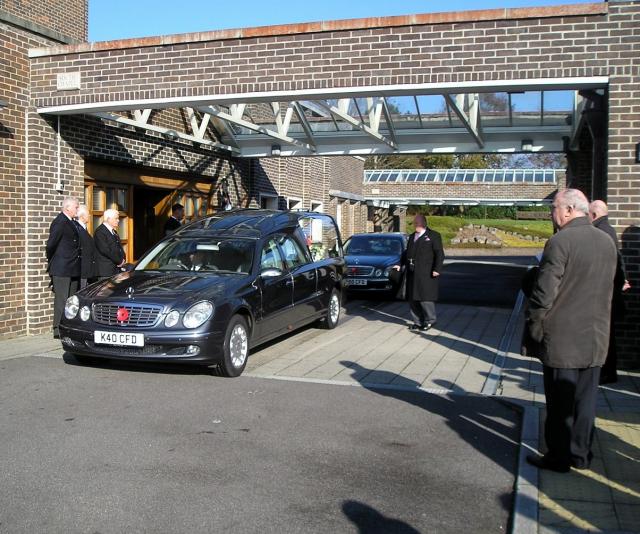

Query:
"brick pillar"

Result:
[[607, 75, 640, 369], [26, 113, 84, 334]]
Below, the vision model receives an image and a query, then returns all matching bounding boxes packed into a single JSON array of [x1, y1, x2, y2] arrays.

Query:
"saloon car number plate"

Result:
[[94, 331, 144, 347], [345, 279, 367, 286]]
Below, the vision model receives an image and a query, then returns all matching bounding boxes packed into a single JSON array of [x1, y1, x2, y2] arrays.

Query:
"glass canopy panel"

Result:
[[243, 103, 278, 133], [416, 95, 454, 128], [385, 96, 421, 129], [300, 101, 339, 133], [325, 99, 357, 131], [479, 92, 510, 127], [543, 90, 574, 126], [511, 92, 542, 127], [407, 172, 418, 182]]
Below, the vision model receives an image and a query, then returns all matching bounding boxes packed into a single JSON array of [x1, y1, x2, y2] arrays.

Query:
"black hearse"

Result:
[[59, 210, 345, 377]]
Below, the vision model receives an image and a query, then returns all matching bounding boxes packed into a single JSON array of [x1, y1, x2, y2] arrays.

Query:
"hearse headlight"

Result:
[[79, 306, 91, 321], [383, 267, 392, 278], [165, 310, 180, 328], [183, 301, 214, 329], [64, 295, 80, 319], [374, 268, 383, 277]]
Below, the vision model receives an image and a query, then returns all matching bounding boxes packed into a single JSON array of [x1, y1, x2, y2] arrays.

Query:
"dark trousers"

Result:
[[542, 365, 601, 468], [409, 300, 436, 326], [52, 276, 79, 334]]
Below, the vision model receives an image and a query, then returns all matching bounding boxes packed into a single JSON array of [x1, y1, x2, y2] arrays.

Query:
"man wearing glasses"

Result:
[[525, 189, 617, 473]]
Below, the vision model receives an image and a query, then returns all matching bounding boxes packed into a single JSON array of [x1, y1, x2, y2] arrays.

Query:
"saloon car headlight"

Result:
[[183, 301, 214, 329], [374, 268, 383, 277], [79, 306, 91, 321], [165, 310, 180, 328], [64, 295, 80, 319], [383, 267, 392, 277]]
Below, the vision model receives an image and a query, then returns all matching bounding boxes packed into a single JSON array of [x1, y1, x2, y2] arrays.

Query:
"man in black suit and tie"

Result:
[[393, 214, 445, 331], [94, 208, 126, 279], [46, 196, 81, 338], [75, 204, 97, 288], [164, 203, 184, 236]]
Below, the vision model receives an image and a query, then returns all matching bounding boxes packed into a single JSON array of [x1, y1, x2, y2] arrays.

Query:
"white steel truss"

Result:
[[38, 77, 608, 158]]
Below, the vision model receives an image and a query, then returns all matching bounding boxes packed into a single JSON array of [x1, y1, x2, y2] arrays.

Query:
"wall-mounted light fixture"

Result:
[[0, 100, 7, 109], [271, 144, 281, 157], [521, 139, 534, 152], [162, 129, 179, 141], [635, 142, 640, 163]]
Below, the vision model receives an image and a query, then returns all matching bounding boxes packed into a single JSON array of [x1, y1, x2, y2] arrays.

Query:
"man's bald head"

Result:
[[589, 199, 608, 222]]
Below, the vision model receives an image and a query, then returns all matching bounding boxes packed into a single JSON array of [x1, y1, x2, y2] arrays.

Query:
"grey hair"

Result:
[[103, 208, 119, 221], [62, 196, 79, 209], [77, 204, 89, 218], [557, 188, 589, 215]]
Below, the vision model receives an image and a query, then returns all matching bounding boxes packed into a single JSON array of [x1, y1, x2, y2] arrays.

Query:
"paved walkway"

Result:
[[2, 298, 639, 533]]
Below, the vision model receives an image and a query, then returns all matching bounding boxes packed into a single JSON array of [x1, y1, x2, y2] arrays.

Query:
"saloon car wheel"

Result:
[[220, 315, 249, 377], [321, 289, 341, 329]]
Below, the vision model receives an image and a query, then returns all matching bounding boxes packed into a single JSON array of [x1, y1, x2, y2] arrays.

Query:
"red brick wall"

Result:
[[0, 21, 74, 338], [0, 0, 87, 41]]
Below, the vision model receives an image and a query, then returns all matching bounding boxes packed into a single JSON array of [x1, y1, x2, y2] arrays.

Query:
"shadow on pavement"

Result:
[[340, 361, 519, 511], [342, 500, 420, 534]]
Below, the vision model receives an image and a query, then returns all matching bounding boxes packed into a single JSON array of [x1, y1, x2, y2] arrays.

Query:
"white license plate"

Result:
[[346, 279, 367, 286], [94, 331, 144, 347]]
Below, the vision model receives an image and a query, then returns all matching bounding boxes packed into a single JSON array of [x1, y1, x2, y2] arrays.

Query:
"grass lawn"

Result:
[[412, 216, 554, 245]]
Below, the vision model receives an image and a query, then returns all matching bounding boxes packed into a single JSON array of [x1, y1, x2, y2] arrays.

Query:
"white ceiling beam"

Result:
[[132, 108, 152, 123], [38, 77, 608, 115], [185, 107, 212, 139], [90, 111, 239, 154], [311, 99, 397, 150], [380, 98, 398, 147], [199, 105, 315, 152], [271, 102, 295, 136], [444, 94, 484, 148], [291, 102, 317, 148]]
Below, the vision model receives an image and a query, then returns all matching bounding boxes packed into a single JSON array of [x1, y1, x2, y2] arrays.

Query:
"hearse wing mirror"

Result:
[[260, 268, 283, 278]]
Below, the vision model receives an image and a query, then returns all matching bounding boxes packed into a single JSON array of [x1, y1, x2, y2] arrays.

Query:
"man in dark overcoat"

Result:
[[94, 208, 126, 279], [75, 204, 97, 288], [526, 189, 617, 473], [396, 214, 444, 331], [589, 200, 631, 384], [46, 196, 81, 338], [164, 203, 184, 236]]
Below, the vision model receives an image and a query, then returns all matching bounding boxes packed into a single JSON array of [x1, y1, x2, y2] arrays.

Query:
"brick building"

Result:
[[1, 1, 639, 366]]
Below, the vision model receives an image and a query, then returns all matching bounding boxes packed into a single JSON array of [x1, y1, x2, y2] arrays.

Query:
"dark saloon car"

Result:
[[59, 210, 345, 377], [344, 233, 407, 296]]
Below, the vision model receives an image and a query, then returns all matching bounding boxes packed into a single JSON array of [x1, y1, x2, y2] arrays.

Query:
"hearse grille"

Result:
[[92, 303, 163, 327], [347, 265, 375, 277]]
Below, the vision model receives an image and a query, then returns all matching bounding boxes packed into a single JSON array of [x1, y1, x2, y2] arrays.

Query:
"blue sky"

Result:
[[89, 0, 595, 41]]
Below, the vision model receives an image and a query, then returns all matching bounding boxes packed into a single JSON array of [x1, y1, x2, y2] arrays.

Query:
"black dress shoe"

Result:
[[419, 324, 432, 331], [53, 332, 60, 339], [526, 454, 570, 473], [408, 324, 420, 330]]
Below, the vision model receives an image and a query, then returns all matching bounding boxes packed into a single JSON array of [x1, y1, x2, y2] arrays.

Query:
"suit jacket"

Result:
[[46, 212, 81, 277], [402, 228, 445, 302], [593, 215, 627, 317], [164, 216, 181, 236], [94, 223, 125, 277], [75, 222, 97, 280], [526, 216, 617, 368]]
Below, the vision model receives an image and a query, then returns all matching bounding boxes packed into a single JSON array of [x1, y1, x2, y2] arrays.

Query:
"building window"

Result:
[[310, 201, 323, 213], [287, 197, 302, 211], [259, 194, 279, 210]]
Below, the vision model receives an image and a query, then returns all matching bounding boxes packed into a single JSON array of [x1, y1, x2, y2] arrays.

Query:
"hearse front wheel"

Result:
[[220, 315, 249, 377]]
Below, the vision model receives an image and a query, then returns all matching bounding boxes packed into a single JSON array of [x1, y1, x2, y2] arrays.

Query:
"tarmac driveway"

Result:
[[0, 356, 519, 534]]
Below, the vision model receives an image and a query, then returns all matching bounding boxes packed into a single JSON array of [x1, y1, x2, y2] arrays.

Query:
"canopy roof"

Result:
[[38, 77, 607, 158]]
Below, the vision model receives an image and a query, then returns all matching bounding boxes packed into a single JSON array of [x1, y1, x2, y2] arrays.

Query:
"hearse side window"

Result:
[[260, 238, 285, 271], [298, 214, 343, 261], [278, 235, 309, 270]]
